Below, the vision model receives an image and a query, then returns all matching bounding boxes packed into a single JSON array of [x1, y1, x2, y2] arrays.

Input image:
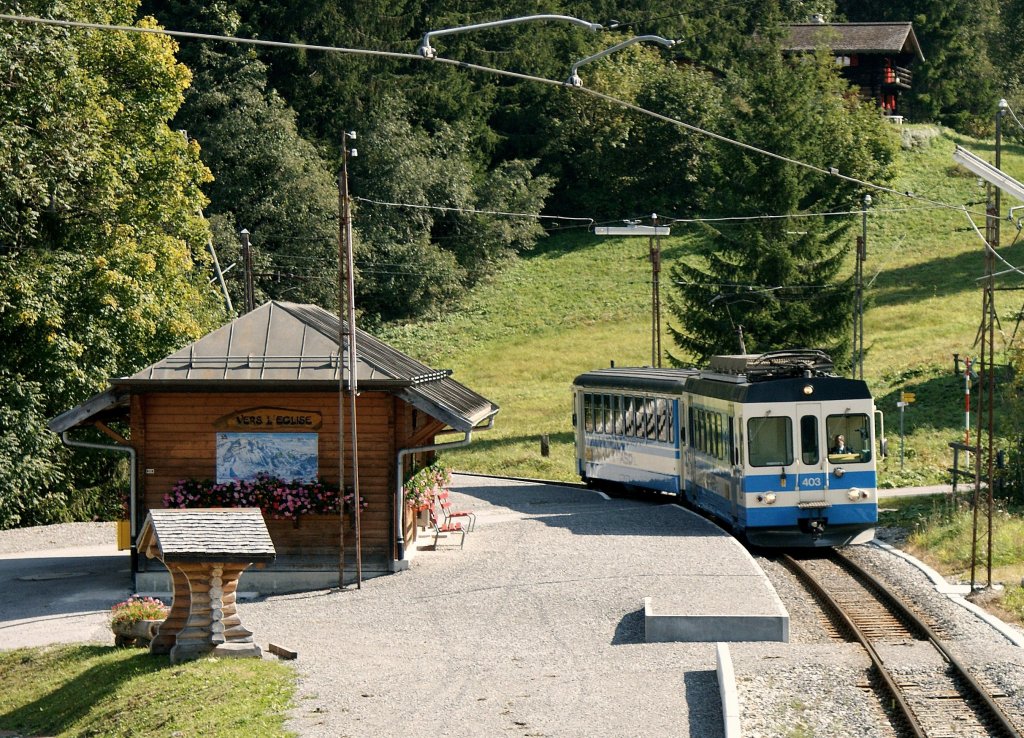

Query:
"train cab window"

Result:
[[800, 415, 819, 465], [827, 414, 872, 462], [747, 416, 794, 467]]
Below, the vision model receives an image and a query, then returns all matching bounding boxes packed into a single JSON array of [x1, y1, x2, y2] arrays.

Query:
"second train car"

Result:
[[572, 350, 879, 547]]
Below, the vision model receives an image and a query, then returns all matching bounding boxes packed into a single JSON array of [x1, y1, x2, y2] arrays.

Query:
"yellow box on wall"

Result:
[[116, 520, 130, 551]]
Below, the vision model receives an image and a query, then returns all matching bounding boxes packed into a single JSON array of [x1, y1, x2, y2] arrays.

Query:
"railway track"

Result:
[[781, 550, 1022, 738]]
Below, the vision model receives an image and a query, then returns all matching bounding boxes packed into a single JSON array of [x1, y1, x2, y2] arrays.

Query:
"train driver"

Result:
[[830, 434, 851, 454]]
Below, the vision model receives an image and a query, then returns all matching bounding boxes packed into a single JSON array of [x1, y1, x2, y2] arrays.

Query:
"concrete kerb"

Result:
[[871, 540, 1024, 648], [716, 643, 742, 738]]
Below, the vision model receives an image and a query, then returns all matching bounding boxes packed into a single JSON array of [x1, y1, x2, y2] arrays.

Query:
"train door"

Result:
[[728, 414, 741, 519], [796, 403, 826, 503], [682, 397, 695, 499]]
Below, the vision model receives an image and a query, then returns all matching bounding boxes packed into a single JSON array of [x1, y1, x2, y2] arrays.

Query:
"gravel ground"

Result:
[[3, 485, 1024, 738], [0, 521, 113, 556], [237, 476, 734, 738]]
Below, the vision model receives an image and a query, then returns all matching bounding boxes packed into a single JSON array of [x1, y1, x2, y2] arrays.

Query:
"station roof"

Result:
[[49, 301, 499, 434], [782, 22, 924, 61]]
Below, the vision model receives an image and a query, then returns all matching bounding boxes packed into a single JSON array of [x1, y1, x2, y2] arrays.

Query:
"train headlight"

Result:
[[833, 467, 845, 478], [847, 488, 868, 501], [757, 493, 777, 505], [802, 384, 814, 395]]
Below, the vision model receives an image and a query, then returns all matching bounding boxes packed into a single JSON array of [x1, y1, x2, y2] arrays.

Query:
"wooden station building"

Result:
[[49, 301, 499, 592]]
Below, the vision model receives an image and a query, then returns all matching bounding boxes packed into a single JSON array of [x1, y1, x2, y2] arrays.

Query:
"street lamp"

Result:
[[566, 35, 676, 87], [416, 14, 602, 59]]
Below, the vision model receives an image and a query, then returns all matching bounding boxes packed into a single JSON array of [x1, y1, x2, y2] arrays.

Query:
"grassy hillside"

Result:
[[380, 125, 1024, 487]]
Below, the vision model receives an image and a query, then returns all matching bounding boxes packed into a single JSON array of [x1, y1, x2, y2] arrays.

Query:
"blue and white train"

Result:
[[572, 350, 879, 547]]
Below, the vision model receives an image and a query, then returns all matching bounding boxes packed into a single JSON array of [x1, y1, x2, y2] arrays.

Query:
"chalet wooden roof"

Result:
[[137, 508, 277, 564], [49, 301, 499, 433], [783, 22, 924, 61]]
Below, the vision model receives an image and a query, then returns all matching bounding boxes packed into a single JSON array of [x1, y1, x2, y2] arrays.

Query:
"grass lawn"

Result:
[[0, 646, 296, 738], [880, 494, 1024, 623]]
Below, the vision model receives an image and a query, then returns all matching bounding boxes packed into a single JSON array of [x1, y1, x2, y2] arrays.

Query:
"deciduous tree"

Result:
[[0, 0, 222, 527]]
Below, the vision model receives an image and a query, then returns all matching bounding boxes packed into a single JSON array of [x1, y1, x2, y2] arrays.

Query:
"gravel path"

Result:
[[238, 476, 729, 738]]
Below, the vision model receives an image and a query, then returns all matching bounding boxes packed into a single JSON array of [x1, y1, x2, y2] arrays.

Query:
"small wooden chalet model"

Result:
[[137, 508, 275, 663], [783, 20, 924, 120], [50, 301, 499, 592]]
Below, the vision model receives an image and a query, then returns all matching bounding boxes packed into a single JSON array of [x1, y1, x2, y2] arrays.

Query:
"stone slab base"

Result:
[[644, 596, 789, 643]]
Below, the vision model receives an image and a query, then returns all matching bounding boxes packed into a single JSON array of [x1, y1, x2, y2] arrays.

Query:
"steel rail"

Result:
[[780, 553, 926, 737], [831, 550, 1022, 738]]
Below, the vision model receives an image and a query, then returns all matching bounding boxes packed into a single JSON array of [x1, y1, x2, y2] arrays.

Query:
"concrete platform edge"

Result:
[[716, 642, 742, 738]]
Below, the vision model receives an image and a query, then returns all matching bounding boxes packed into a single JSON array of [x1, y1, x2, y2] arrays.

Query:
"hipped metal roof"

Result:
[[783, 22, 924, 61], [49, 301, 499, 433]]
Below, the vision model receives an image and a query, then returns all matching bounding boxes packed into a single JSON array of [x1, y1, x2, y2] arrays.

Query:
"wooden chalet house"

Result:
[[782, 20, 924, 120], [49, 301, 499, 592]]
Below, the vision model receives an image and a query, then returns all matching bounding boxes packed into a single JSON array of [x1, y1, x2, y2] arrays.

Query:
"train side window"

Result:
[[697, 409, 706, 453], [584, 394, 594, 433], [613, 395, 624, 435], [747, 416, 794, 467], [800, 415, 819, 464], [714, 413, 723, 459], [827, 413, 871, 462], [657, 400, 670, 443], [645, 399, 657, 439], [624, 397, 635, 436]]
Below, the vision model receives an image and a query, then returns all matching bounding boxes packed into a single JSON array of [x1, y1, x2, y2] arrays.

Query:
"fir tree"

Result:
[[666, 39, 899, 365]]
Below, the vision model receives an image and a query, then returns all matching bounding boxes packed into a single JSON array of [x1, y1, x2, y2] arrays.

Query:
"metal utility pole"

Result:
[[970, 100, 1007, 590], [336, 177, 346, 589], [240, 228, 255, 313], [650, 213, 662, 368], [208, 235, 233, 313], [852, 195, 870, 380], [594, 218, 671, 367], [337, 130, 361, 589]]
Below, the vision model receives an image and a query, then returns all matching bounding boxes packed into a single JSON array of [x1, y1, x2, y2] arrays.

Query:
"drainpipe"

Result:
[[394, 416, 495, 562], [60, 431, 137, 586]]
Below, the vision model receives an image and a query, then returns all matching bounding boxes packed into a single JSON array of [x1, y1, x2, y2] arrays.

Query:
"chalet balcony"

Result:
[[843, 65, 913, 91], [880, 65, 913, 89]]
